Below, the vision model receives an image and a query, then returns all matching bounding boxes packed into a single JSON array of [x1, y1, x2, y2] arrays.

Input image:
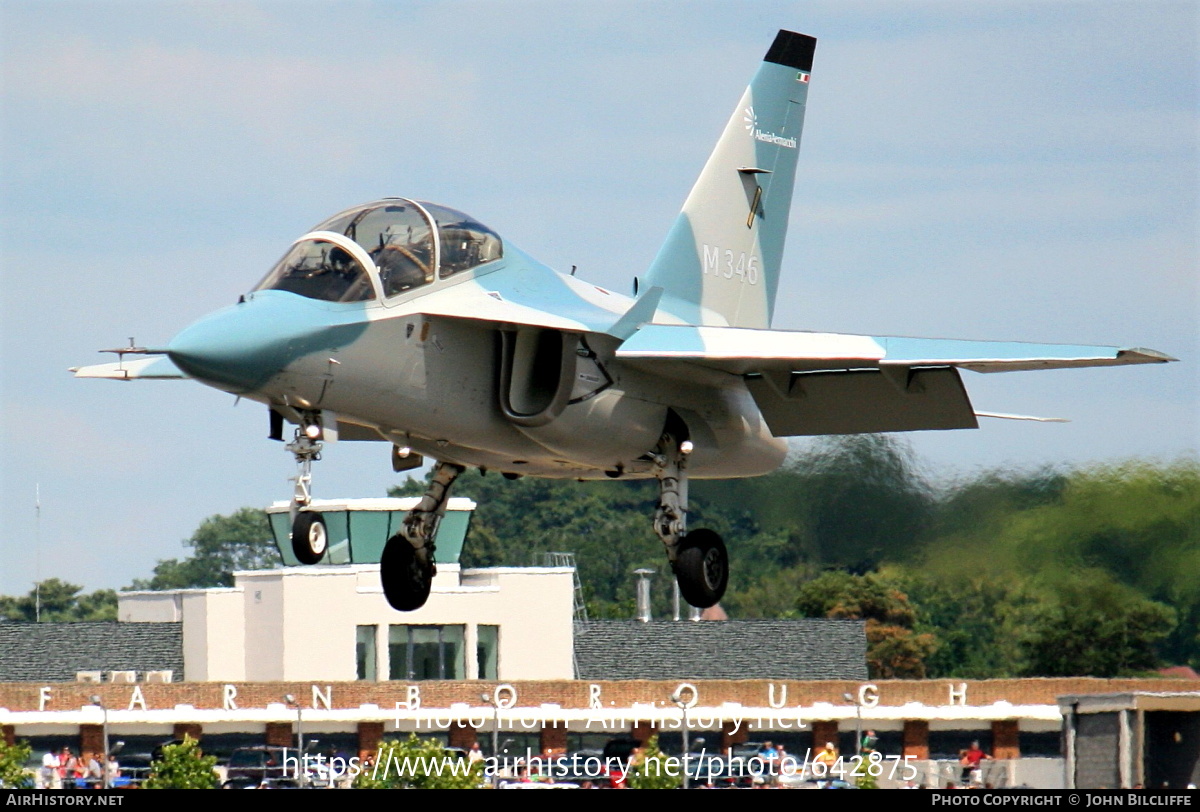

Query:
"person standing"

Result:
[[961, 740, 991, 786], [57, 747, 73, 789], [85, 753, 104, 789], [104, 754, 121, 789], [39, 749, 60, 790], [813, 741, 839, 788]]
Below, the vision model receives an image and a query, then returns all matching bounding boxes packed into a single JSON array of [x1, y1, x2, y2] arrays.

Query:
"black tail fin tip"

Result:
[[764, 30, 817, 71]]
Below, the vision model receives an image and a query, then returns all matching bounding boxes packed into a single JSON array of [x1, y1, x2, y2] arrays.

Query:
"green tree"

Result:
[[392, 451, 1197, 676], [0, 739, 33, 789], [795, 570, 938, 678], [143, 736, 218, 789], [353, 734, 483, 789], [722, 562, 816, 619], [626, 735, 682, 790], [899, 572, 1030, 679], [1016, 571, 1177, 677], [694, 434, 934, 571], [854, 761, 879, 789], [0, 579, 116, 622], [131, 507, 278, 589], [919, 458, 1199, 672]]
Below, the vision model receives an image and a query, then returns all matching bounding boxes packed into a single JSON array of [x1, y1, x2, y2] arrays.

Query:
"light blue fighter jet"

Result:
[[74, 30, 1174, 612]]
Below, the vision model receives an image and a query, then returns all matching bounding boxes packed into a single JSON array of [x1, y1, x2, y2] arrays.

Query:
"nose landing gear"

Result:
[[652, 429, 728, 608], [380, 461, 465, 611], [287, 415, 328, 565]]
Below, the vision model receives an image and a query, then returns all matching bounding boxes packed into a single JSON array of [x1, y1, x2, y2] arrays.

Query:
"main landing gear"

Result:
[[652, 428, 728, 608], [281, 405, 723, 611], [380, 461, 464, 611]]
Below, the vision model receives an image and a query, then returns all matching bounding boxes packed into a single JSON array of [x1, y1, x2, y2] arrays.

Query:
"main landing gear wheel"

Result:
[[380, 534, 433, 611], [291, 512, 328, 565], [672, 528, 728, 608]]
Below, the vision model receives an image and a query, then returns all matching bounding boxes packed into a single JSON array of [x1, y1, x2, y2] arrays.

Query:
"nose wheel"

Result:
[[291, 511, 328, 565]]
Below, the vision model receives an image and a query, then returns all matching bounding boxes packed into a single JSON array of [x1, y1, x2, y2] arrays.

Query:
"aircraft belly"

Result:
[[512, 389, 665, 470], [611, 363, 786, 479]]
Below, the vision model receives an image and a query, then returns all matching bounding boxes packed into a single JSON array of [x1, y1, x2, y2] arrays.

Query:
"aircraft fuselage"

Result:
[[167, 241, 787, 480]]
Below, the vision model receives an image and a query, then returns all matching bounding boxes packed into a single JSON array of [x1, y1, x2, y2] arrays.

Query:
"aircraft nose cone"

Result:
[[167, 302, 285, 392], [168, 293, 369, 394]]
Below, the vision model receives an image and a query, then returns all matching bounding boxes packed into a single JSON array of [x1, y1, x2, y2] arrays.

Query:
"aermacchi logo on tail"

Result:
[[742, 106, 797, 149]]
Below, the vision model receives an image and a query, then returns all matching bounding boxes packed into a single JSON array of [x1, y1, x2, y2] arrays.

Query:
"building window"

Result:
[[356, 625, 377, 681], [477, 625, 499, 680], [388, 625, 465, 680]]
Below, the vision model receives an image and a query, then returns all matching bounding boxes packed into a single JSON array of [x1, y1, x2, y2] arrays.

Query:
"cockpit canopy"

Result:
[[254, 199, 503, 303]]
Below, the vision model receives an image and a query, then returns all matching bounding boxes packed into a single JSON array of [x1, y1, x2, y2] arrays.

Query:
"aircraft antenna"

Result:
[[34, 484, 41, 623]]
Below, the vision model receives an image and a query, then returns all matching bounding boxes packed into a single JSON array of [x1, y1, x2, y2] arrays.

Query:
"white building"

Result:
[[118, 563, 576, 683]]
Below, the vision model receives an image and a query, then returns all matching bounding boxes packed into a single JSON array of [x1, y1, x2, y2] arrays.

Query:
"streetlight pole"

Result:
[[481, 693, 499, 758], [284, 694, 304, 785], [90, 696, 109, 790], [843, 692, 862, 758], [672, 687, 691, 790]]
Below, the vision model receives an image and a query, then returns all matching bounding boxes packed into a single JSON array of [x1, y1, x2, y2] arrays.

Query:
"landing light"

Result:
[[397, 446, 412, 458], [680, 440, 694, 455], [304, 424, 321, 439]]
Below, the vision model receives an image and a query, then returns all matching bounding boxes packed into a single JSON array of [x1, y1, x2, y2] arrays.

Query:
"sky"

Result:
[[1, 1, 1196, 596]]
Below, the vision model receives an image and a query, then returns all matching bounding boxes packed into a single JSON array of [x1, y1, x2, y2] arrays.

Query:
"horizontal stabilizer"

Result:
[[71, 355, 187, 380]]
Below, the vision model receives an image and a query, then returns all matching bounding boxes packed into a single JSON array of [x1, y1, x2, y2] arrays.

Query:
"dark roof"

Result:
[[573, 619, 867, 680], [0, 622, 183, 682]]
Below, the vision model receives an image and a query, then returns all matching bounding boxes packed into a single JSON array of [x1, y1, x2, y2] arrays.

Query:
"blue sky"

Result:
[[1, 1, 1195, 594]]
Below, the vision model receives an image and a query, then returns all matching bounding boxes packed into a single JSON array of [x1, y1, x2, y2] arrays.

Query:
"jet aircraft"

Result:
[[74, 30, 1174, 612]]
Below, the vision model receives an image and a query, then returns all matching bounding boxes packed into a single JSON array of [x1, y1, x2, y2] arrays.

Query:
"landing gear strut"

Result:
[[652, 429, 728, 608], [287, 415, 328, 565], [381, 461, 465, 611]]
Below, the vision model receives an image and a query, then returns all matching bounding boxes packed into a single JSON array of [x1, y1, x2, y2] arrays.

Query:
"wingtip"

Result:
[[1119, 347, 1178, 363], [976, 411, 1070, 424]]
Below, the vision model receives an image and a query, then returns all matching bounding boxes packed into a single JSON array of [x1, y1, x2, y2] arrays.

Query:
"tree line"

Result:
[[5, 436, 1195, 679]]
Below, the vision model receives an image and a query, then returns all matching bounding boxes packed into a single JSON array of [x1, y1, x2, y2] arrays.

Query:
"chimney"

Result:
[[634, 568, 656, 622]]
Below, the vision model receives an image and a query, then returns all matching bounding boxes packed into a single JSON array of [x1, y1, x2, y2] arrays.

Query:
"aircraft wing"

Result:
[[615, 325, 1174, 372], [71, 355, 188, 380], [615, 325, 1175, 436]]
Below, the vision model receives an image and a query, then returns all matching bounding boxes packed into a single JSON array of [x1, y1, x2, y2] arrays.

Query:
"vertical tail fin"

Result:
[[644, 30, 815, 329]]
